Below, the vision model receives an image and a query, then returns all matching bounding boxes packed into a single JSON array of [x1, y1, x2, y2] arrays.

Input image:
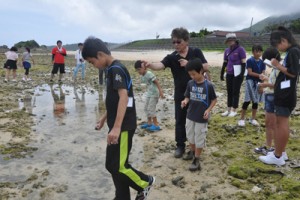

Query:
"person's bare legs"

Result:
[[190, 143, 195, 153], [240, 109, 246, 120], [152, 116, 159, 126], [59, 73, 63, 81], [12, 69, 17, 80], [274, 116, 289, 157], [265, 112, 276, 147], [5, 69, 10, 80], [195, 147, 203, 158], [252, 109, 257, 120]]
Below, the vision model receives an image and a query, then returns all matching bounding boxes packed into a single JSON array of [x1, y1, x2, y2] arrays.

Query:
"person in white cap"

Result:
[[220, 33, 246, 117]]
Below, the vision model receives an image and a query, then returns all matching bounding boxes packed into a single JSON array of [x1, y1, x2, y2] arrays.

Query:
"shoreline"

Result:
[[111, 50, 225, 67]]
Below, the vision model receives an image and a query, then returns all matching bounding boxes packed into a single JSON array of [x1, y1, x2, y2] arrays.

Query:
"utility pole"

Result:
[[249, 17, 253, 37]]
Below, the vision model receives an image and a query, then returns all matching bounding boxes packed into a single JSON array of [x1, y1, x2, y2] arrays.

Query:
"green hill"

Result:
[[240, 12, 300, 35]]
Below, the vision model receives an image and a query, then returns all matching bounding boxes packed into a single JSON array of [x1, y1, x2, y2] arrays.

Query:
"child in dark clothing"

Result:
[[82, 36, 155, 200], [259, 27, 300, 166]]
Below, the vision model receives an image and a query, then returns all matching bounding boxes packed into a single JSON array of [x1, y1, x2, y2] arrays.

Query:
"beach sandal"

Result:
[[146, 125, 161, 132]]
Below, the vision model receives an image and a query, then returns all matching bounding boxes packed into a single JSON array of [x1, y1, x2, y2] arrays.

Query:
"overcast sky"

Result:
[[1, 0, 299, 47]]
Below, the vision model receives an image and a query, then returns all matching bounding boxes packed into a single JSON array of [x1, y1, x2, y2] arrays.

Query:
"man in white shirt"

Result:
[[73, 43, 86, 81]]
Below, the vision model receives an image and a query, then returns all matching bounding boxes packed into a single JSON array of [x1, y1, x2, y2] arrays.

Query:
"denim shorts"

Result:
[[264, 93, 275, 113]]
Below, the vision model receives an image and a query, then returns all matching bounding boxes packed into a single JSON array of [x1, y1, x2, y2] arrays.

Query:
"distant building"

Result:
[[206, 30, 250, 38]]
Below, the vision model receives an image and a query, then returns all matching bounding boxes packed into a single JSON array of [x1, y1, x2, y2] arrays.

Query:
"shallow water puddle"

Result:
[[1, 83, 144, 200]]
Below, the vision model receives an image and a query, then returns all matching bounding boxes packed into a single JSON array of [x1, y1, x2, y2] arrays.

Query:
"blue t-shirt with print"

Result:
[[184, 80, 217, 123], [246, 57, 266, 82]]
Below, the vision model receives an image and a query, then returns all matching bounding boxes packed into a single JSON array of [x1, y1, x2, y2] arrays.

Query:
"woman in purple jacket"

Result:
[[220, 33, 247, 117]]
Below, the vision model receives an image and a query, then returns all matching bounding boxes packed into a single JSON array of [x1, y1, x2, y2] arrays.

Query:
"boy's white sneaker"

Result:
[[228, 111, 237, 117], [267, 151, 289, 161], [282, 152, 289, 161], [238, 119, 245, 127], [259, 152, 285, 166], [249, 119, 259, 126], [221, 110, 229, 116]]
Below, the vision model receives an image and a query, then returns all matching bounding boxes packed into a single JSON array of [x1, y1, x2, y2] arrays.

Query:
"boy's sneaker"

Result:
[[259, 152, 285, 166], [182, 150, 194, 160], [140, 123, 152, 129], [146, 125, 161, 132], [22, 77, 27, 81], [228, 111, 237, 117], [189, 157, 201, 171], [221, 110, 229, 116], [267, 151, 289, 161], [4, 79, 8, 82], [12, 79, 17, 82], [249, 119, 259, 126], [254, 146, 274, 155], [174, 147, 185, 158], [135, 176, 155, 200], [238, 119, 245, 127], [282, 152, 289, 161]]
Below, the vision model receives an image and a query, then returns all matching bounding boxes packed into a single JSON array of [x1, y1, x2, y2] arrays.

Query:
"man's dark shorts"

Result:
[[52, 63, 65, 74]]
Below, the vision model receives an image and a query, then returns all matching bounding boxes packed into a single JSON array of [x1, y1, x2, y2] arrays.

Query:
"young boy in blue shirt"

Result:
[[181, 58, 217, 171], [238, 45, 266, 127], [134, 60, 164, 132], [82, 37, 155, 200]]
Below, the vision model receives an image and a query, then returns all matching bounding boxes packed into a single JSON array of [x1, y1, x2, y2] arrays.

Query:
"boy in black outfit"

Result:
[[82, 36, 155, 200]]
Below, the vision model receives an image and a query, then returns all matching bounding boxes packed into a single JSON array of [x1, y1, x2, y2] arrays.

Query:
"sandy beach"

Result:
[[111, 50, 224, 67], [0, 50, 300, 200]]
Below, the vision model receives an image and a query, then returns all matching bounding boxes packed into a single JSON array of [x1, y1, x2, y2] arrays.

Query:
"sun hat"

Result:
[[225, 33, 237, 43]]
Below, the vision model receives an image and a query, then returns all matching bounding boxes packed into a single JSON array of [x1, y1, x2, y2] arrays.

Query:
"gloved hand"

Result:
[[220, 73, 224, 81], [237, 63, 246, 79], [220, 62, 226, 81]]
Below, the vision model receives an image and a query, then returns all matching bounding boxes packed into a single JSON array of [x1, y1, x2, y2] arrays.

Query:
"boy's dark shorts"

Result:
[[275, 105, 294, 117], [52, 63, 65, 74]]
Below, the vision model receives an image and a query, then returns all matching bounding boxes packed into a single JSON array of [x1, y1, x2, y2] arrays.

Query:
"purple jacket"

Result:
[[224, 45, 246, 74]]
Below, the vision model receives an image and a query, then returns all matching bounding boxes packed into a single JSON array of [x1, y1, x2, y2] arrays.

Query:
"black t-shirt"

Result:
[[274, 45, 300, 109], [106, 60, 137, 131], [184, 80, 217, 123], [161, 47, 207, 101]]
